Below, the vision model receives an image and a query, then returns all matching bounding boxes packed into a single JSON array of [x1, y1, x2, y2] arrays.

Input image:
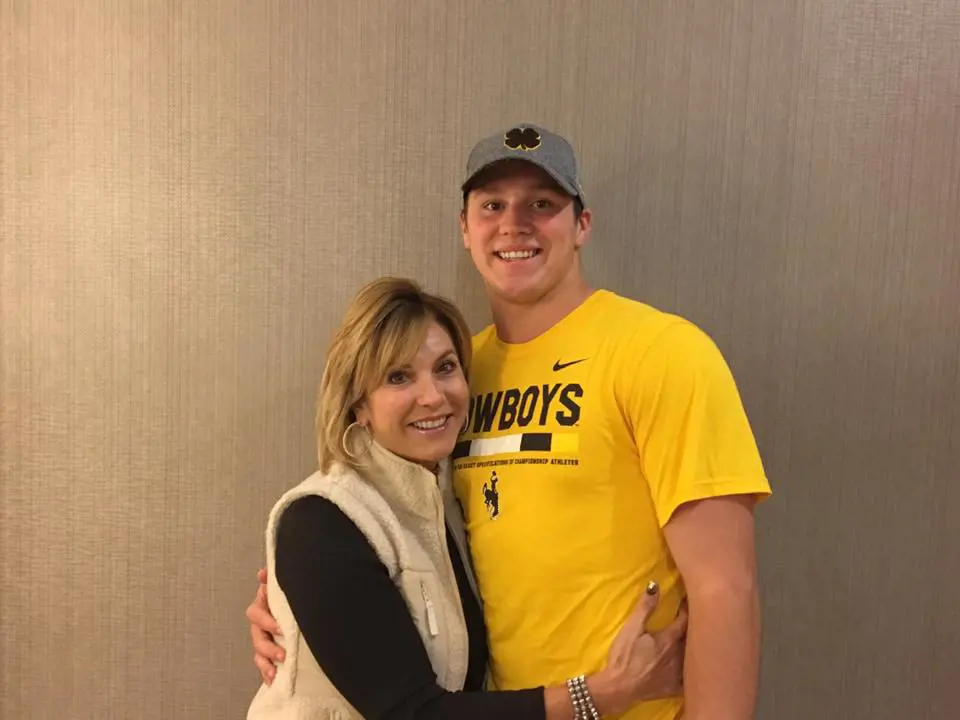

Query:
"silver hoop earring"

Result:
[[341, 421, 370, 460]]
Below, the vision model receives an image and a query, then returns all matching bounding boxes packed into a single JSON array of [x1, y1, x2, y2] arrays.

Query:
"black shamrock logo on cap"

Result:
[[504, 127, 541, 152]]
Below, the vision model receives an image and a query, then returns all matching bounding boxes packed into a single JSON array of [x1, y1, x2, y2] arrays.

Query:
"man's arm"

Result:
[[663, 494, 761, 720], [618, 319, 770, 716]]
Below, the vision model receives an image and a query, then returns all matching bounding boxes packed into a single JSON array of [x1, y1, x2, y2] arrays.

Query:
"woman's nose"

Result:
[[416, 377, 444, 406]]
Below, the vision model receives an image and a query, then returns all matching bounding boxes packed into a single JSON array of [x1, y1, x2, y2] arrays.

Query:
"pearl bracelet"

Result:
[[565, 674, 601, 720]]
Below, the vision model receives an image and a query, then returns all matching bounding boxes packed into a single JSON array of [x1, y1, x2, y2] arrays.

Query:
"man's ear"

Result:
[[574, 208, 593, 249], [460, 210, 470, 249]]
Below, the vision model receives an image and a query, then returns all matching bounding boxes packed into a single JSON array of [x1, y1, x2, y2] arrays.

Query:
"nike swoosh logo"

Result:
[[553, 358, 587, 371]]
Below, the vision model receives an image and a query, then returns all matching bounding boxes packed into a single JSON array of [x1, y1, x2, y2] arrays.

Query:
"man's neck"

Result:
[[489, 278, 594, 344]]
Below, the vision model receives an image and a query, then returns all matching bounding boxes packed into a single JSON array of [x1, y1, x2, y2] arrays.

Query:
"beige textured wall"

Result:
[[2, 1, 958, 718]]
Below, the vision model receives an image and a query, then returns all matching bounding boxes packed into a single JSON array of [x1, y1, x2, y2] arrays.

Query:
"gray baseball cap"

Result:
[[461, 123, 585, 201]]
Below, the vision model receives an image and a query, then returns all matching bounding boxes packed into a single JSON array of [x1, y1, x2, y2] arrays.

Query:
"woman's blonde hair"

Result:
[[316, 277, 472, 472]]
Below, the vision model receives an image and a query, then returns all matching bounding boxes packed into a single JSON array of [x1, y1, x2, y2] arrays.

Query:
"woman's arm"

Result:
[[277, 496, 668, 720], [276, 495, 547, 719]]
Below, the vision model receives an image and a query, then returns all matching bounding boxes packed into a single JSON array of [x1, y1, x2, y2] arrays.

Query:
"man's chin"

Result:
[[486, 278, 547, 306]]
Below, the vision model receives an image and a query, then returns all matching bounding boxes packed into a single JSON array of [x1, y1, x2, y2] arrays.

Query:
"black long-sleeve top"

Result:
[[275, 495, 547, 719]]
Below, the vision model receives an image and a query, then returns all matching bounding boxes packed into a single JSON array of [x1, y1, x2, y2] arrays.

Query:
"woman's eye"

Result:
[[386, 371, 407, 385], [438, 359, 457, 374]]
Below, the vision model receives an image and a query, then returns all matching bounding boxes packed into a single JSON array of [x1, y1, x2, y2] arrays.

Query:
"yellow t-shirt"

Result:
[[452, 290, 771, 720]]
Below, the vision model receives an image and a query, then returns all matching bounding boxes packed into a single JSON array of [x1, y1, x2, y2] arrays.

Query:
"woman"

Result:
[[247, 277, 684, 720]]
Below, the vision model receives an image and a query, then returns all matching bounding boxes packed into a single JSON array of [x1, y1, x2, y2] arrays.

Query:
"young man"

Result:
[[248, 124, 771, 719]]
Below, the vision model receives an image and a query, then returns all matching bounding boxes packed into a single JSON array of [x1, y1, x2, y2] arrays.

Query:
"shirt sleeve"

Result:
[[620, 320, 773, 527], [275, 495, 546, 720]]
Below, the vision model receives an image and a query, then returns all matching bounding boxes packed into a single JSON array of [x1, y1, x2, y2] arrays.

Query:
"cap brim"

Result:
[[461, 157, 581, 199]]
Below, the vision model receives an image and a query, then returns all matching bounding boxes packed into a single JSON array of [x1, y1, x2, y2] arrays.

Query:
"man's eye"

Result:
[[483, 201, 502, 211], [533, 199, 552, 209]]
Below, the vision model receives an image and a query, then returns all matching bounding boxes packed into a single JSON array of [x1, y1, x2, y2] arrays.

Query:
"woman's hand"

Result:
[[592, 582, 688, 715]]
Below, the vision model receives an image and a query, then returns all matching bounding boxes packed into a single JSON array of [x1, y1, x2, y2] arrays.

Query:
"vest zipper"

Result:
[[420, 580, 439, 637]]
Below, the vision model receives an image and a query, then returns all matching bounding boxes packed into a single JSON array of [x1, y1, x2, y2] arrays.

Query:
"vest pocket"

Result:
[[398, 570, 451, 684], [420, 579, 439, 636]]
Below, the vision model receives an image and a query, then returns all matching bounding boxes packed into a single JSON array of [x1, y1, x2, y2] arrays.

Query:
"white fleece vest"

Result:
[[247, 440, 480, 720]]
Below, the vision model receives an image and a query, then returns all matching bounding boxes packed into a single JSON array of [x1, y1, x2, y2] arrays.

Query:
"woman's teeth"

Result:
[[412, 417, 447, 430]]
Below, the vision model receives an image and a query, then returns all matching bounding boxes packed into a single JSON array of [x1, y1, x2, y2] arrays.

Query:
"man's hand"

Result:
[[246, 567, 285, 684]]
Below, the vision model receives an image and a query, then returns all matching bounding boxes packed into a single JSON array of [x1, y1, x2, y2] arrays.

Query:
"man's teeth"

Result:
[[412, 417, 447, 430], [497, 250, 538, 260]]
